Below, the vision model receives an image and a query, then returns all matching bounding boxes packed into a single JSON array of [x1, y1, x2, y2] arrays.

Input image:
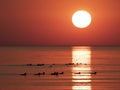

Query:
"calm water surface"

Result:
[[0, 46, 120, 90]]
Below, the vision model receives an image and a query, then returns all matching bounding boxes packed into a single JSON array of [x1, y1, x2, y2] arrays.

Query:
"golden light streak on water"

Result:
[[72, 46, 91, 90]]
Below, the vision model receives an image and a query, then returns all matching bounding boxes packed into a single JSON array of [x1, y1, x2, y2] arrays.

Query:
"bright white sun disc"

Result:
[[72, 10, 91, 28]]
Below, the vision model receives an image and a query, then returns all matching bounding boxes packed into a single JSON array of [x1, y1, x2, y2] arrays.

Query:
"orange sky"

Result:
[[0, 0, 120, 46]]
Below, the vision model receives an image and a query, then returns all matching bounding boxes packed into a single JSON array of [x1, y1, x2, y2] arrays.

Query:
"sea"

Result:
[[0, 46, 120, 90]]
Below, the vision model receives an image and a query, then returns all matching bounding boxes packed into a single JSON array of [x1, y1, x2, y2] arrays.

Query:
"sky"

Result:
[[0, 0, 120, 46]]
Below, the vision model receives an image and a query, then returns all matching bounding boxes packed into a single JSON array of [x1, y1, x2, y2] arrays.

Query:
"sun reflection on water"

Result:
[[72, 46, 91, 90]]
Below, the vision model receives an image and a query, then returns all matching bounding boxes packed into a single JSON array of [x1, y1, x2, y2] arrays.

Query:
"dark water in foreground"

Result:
[[0, 46, 120, 90]]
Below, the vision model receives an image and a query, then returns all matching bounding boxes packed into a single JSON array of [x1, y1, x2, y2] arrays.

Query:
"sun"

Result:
[[72, 10, 92, 28]]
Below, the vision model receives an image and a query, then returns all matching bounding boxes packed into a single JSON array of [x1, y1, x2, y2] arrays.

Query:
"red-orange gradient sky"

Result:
[[0, 0, 120, 46]]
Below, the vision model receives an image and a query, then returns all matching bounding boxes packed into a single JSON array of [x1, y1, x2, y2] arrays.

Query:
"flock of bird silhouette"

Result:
[[19, 72, 64, 76], [19, 72, 97, 76], [19, 71, 97, 76], [19, 63, 97, 76]]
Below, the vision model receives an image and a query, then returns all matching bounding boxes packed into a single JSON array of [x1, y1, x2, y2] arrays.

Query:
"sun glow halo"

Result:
[[72, 10, 91, 28]]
